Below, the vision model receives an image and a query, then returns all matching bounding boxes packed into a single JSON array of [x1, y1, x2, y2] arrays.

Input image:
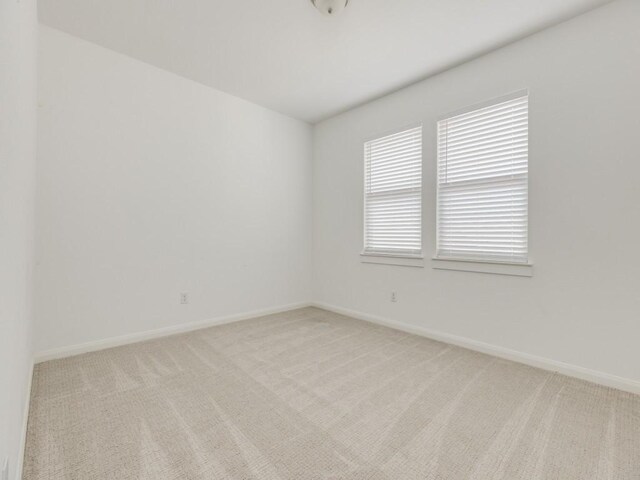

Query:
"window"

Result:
[[436, 92, 528, 265], [363, 126, 422, 258]]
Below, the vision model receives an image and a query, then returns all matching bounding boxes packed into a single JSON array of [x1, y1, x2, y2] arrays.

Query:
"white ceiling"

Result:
[[38, 0, 613, 123]]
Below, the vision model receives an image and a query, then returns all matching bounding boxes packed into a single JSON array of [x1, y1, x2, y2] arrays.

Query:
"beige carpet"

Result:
[[24, 307, 640, 479]]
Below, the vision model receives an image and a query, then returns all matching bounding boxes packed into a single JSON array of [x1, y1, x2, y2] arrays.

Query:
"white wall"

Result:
[[36, 27, 313, 354], [0, 0, 37, 477], [313, 0, 640, 384]]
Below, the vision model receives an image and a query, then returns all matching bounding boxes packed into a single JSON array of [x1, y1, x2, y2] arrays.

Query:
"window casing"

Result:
[[436, 92, 529, 264], [364, 126, 422, 257]]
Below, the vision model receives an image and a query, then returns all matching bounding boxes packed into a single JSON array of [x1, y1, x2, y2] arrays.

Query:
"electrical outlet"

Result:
[[2, 457, 8, 480], [391, 292, 397, 303], [180, 293, 189, 305]]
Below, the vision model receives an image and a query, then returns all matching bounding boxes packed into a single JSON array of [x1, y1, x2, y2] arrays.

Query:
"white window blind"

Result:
[[364, 126, 422, 256], [437, 93, 528, 264]]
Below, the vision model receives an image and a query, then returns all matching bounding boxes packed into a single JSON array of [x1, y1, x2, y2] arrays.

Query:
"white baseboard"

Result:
[[34, 302, 311, 363], [32, 299, 640, 395], [311, 301, 640, 395], [16, 360, 34, 480]]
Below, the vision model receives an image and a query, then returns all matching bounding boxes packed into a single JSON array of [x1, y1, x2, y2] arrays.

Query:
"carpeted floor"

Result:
[[24, 307, 640, 479]]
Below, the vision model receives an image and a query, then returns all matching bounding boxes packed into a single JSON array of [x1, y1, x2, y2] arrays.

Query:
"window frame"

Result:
[[433, 90, 533, 276], [361, 123, 424, 268]]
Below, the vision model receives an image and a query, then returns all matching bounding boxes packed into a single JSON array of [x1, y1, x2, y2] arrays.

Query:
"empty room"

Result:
[[2, 0, 640, 478]]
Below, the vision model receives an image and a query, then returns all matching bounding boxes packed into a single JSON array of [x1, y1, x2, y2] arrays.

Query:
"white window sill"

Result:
[[431, 257, 533, 277], [361, 253, 424, 268]]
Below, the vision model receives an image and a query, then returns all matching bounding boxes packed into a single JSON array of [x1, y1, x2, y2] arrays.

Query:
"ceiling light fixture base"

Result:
[[310, 0, 349, 16]]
